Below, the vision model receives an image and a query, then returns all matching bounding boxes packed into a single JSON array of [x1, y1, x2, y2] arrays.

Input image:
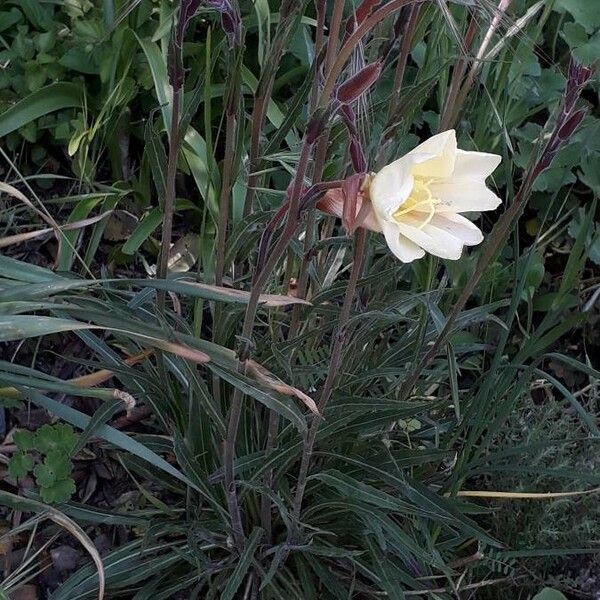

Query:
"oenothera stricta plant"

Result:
[[221, 0, 424, 548], [288, 128, 503, 535]]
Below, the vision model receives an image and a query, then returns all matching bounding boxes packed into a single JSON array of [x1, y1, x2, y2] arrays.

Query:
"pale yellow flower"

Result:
[[368, 130, 502, 262], [318, 130, 502, 263]]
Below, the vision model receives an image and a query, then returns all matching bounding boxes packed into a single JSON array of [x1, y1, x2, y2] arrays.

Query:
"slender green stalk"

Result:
[[261, 0, 337, 538], [223, 140, 313, 547], [215, 53, 242, 287], [386, 4, 421, 125], [288, 0, 336, 345], [157, 86, 181, 312], [242, 0, 304, 218], [439, 11, 479, 131], [290, 226, 367, 531]]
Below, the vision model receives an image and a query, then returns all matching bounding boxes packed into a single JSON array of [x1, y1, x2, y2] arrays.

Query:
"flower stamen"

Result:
[[393, 178, 440, 229]]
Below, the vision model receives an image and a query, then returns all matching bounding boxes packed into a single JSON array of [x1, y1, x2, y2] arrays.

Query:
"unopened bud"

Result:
[[306, 107, 331, 144], [568, 60, 593, 88], [345, 0, 379, 34], [349, 137, 367, 173], [220, 9, 241, 48], [336, 61, 382, 104], [558, 109, 587, 141]]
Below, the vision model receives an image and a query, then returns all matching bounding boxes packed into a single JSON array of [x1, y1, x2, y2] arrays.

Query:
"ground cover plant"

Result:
[[0, 0, 599, 598]]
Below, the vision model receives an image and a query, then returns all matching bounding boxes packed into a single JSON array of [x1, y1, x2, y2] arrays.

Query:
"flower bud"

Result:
[[306, 107, 331, 144], [558, 109, 587, 141], [345, 0, 379, 34], [336, 61, 382, 104], [349, 137, 367, 173]]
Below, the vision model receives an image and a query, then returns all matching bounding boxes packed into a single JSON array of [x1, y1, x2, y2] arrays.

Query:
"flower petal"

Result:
[[369, 155, 416, 219], [395, 215, 465, 260], [317, 189, 345, 219], [380, 221, 426, 262], [430, 180, 502, 213], [354, 198, 382, 232], [410, 129, 457, 179], [317, 189, 381, 232], [429, 212, 483, 246], [453, 149, 501, 179]]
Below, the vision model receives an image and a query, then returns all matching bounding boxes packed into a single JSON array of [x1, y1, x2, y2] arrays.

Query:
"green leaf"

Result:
[[33, 451, 72, 486], [13, 429, 36, 450], [0, 316, 94, 342], [533, 588, 568, 600], [172, 432, 227, 518], [311, 470, 421, 515], [35, 423, 78, 455], [39, 478, 77, 503], [121, 207, 163, 255], [0, 82, 83, 138], [20, 388, 199, 492], [0, 254, 61, 283], [72, 399, 123, 455], [210, 364, 307, 433], [8, 451, 34, 482], [561, 22, 600, 65], [556, 0, 600, 33], [57, 194, 107, 271], [0, 8, 22, 34], [221, 528, 263, 600]]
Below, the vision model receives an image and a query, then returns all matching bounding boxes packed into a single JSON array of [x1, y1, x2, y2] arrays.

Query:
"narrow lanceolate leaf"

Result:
[[0, 490, 105, 600], [0, 254, 62, 283], [0, 211, 112, 250], [129, 278, 312, 306], [221, 528, 263, 600], [246, 359, 318, 415], [311, 470, 422, 515], [0, 316, 97, 342], [0, 316, 209, 364], [210, 364, 307, 432], [172, 432, 228, 518], [72, 399, 128, 455], [121, 207, 163, 255]]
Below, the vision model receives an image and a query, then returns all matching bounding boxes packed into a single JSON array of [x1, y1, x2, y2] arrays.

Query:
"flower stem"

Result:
[[156, 87, 181, 312], [290, 226, 367, 532], [223, 139, 313, 548], [215, 53, 241, 287]]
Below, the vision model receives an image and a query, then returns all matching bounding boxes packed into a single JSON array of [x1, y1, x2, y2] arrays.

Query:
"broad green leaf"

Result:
[[533, 589, 568, 600], [0, 83, 83, 138], [8, 451, 34, 482], [556, 0, 600, 33]]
